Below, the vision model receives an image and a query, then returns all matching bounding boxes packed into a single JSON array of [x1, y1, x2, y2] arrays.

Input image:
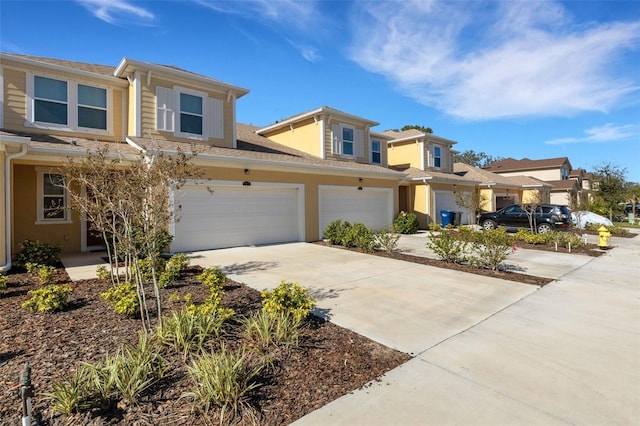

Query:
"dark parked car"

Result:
[[478, 204, 572, 233]]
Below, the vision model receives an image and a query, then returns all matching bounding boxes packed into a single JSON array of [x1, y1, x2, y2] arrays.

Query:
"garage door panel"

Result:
[[173, 183, 303, 252], [319, 187, 393, 235], [434, 190, 472, 225]]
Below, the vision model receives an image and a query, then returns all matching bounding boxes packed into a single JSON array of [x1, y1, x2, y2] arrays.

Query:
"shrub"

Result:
[[25, 262, 40, 275], [428, 222, 441, 232], [47, 367, 92, 415], [374, 228, 400, 253], [0, 275, 7, 292], [157, 308, 229, 358], [96, 265, 111, 281], [190, 268, 234, 319], [470, 228, 515, 271], [393, 211, 419, 234], [82, 332, 166, 405], [15, 239, 62, 267], [343, 222, 375, 252], [101, 281, 139, 317], [159, 253, 190, 288], [184, 345, 265, 419], [261, 281, 315, 322], [323, 220, 351, 245], [585, 223, 630, 236], [456, 226, 477, 242], [36, 265, 58, 285], [241, 311, 302, 350], [514, 229, 547, 245], [549, 231, 584, 248], [198, 267, 226, 290], [133, 254, 166, 283], [22, 284, 73, 313], [426, 230, 469, 263]]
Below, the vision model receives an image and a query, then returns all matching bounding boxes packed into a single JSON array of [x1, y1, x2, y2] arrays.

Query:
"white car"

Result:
[[571, 211, 613, 229]]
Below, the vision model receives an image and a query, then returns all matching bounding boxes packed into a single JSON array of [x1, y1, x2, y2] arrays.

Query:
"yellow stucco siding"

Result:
[[12, 164, 82, 254], [522, 189, 549, 204], [261, 117, 322, 157], [411, 184, 428, 228], [388, 140, 423, 169], [0, 150, 5, 265], [192, 165, 398, 242], [480, 188, 494, 211], [142, 76, 234, 148]]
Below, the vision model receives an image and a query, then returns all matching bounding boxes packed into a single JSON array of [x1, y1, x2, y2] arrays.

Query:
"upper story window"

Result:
[[371, 140, 381, 164], [342, 127, 354, 156], [28, 74, 110, 134], [36, 168, 71, 224], [156, 86, 224, 140], [433, 145, 442, 168], [561, 167, 569, 180]]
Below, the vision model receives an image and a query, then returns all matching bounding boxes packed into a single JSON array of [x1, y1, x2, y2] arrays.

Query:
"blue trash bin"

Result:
[[440, 210, 454, 227]]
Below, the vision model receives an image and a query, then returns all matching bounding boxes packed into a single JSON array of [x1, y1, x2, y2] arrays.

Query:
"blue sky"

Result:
[[2, 0, 639, 181]]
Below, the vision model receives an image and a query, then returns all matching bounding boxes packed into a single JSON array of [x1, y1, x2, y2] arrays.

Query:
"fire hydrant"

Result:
[[598, 226, 611, 249]]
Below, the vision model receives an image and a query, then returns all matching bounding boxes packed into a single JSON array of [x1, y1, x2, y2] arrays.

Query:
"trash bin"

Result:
[[453, 211, 462, 226], [629, 213, 635, 224], [440, 210, 454, 227]]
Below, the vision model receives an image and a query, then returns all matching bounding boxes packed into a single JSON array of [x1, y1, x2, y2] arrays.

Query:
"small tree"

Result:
[[592, 162, 627, 220], [522, 191, 546, 233], [454, 189, 487, 225], [62, 144, 201, 332]]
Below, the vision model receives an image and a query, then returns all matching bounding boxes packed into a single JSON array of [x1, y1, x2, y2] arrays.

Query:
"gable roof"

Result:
[[547, 179, 580, 192], [394, 165, 479, 185], [257, 106, 379, 134], [483, 157, 572, 172], [453, 163, 551, 188], [384, 129, 457, 146]]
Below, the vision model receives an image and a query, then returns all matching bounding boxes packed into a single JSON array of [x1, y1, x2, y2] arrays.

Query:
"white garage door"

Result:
[[319, 186, 393, 236], [434, 190, 472, 225], [172, 181, 304, 252]]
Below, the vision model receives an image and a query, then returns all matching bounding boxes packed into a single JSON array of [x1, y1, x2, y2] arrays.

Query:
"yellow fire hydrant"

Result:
[[598, 226, 611, 249]]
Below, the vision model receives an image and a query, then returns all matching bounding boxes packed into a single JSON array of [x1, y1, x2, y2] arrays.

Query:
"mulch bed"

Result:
[[0, 267, 410, 425]]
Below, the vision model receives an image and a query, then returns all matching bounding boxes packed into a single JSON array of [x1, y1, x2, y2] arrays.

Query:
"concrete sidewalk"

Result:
[[293, 233, 640, 425]]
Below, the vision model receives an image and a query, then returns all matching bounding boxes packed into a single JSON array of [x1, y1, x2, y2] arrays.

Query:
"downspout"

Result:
[[1, 144, 29, 273]]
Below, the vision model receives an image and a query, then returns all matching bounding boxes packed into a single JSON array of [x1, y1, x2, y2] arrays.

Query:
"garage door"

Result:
[[434, 190, 472, 225], [318, 186, 393, 236], [172, 181, 304, 252]]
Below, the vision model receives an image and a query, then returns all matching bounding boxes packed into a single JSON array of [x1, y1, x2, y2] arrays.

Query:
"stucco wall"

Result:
[[388, 140, 423, 169], [261, 117, 322, 157]]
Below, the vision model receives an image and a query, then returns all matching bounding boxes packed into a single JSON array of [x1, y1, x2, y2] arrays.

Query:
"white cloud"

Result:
[[76, 0, 155, 25], [348, 0, 640, 120], [544, 123, 640, 144]]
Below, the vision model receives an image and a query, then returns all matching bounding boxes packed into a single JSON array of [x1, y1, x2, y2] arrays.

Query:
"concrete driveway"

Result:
[[187, 233, 640, 425]]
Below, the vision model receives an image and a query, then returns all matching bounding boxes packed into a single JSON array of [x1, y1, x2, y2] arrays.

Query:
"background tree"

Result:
[[592, 162, 627, 220], [453, 150, 504, 168], [386, 124, 434, 133], [62, 145, 201, 332]]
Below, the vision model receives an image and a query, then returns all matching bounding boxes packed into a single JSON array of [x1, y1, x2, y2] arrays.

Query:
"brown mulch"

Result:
[[0, 267, 410, 425]]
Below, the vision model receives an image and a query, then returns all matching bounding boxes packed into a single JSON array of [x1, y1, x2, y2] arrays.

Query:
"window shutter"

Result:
[[156, 87, 174, 132], [355, 129, 364, 158], [208, 97, 224, 139], [331, 124, 341, 154]]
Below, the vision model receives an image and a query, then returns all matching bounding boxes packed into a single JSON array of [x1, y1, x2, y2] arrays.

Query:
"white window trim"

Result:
[[370, 139, 382, 165], [432, 144, 442, 169], [340, 124, 355, 159], [175, 86, 208, 140], [25, 72, 113, 136], [35, 167, 72, 225]]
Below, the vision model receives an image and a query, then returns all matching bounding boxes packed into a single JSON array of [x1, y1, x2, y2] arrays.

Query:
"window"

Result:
[[78, 84, 107, 130], [28, 73, 110, 134], [371, 140, 381, 164], [34, 76, 68, 125], [561, 167, 569, 180], [342, 127, 354, 156], [36, 169, 70, 224], [179, 92, 203, 135], [433, 146, 441, 168]]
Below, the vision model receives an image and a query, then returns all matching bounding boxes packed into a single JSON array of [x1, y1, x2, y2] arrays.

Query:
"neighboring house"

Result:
[[570, 168, 593, 204], [484, 157, 587, 207], [0, 53, 404, 270], [453, 163, 552, 211], [385, 129, 479, 226]]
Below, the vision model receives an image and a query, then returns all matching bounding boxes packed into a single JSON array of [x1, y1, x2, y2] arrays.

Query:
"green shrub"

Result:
[[374, 228, 400, 253], [0, 275, 7, 292], [323, 219, 351, 245], [261, 281, 315, 322], [456, 226, 477, 242], [241, 311, 302, 350], [585, 223, 629, 236], [15, 239, 62, 267], [82, 332, 166, 405], [343, 222, 375, 252], [428, 222, 441, 232], [25, 262, 40, 275], [514, 229, 547, 244], [133, 255, 166, 283], [470, 228, 514, 271], [548, 231, 584, 248], [198, 267, 226, 290], [184, 346, 265, 419], [426, 230, 469, 263], [36, 265, 57, 285], [158, 253, 190, 288], [393, 212, 419, 234], [47, 367, 92, 415], [96, 265, 111, 281], [22, 284, 73, 313], [101, 281, 139, 317], [157, 308, 229, 358]]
